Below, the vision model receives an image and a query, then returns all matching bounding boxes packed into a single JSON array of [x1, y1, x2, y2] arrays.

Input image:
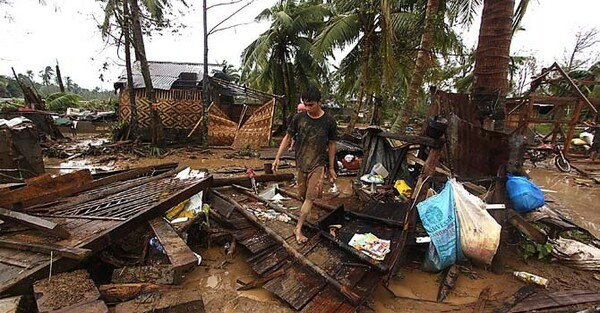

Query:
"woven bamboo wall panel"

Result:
[[208, 104, 237, 146], [119, 89, 203, 129], [232, 98, 275, 149]]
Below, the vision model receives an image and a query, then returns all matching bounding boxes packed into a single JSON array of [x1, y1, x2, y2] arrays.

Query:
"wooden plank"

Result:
[[0, 207, 70, 239], [33, 270, 100, 313], [300, 286, 345, 313], [0, 295, 25, 313], [148, 217, 197, 274], [111, 265, 177, 285], [474, 287, 491, 313], [98, 283, 176, 303], [0, 170, 93, 209], [115, 289, 204, 313], [0, 239, 91, 260], [263, 266, 326, 311], [511, 290, 600, 313], [58, 300, 109, 313], [493, 285, 537, 313]]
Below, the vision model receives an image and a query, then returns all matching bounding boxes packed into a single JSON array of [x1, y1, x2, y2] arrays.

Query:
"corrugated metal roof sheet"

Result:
[[114, 61, 223, 90]]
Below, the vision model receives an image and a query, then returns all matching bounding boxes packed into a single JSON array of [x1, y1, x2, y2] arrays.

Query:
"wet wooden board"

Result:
[[250, 246, 289, 276], [58, 300, 109, 313], [33, 270, 100, 313], [0, 207, 70, 239], [511, 290, 600, 312], [240, 232, 276, 254], [263, 265, 326, 311], [148, 217, 197, 273], [0, 176, 213, 294], [0, 295, 25, 313], [300, 286, 346, 313]]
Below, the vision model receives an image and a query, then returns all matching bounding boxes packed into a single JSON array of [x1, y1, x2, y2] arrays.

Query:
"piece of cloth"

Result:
[[297, 166, 324, 201], [287, 111, 338, 172]]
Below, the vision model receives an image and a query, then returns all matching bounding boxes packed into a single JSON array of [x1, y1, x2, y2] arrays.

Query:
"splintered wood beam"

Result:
[[227, 192, 362, 306], [0, 239, 91, 260], [212, 173, 294, 188], [0, 207, 70, 239], [224, 186, 390, 273], [148, 217, 198, 274]]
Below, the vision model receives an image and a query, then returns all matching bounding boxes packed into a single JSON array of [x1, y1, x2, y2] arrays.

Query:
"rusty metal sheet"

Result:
[[447, 114, 510, 177], [430, 90, 476, 124], [263, 265, 326, 311]]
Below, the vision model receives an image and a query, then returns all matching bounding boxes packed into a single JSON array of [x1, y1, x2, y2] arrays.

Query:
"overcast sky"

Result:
[[1, 0, 599, 90]]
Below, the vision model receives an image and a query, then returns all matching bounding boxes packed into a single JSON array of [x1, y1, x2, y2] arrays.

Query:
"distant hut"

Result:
[[114, 61, 279, 146], [114, 61, 222, 140]]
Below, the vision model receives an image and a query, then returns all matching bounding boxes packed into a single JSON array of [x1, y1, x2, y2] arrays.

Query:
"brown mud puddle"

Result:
[[528, 167, 600, 238]]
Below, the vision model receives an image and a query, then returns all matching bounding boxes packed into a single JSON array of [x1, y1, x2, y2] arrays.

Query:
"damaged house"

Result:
[[114, 61, 278, 148]]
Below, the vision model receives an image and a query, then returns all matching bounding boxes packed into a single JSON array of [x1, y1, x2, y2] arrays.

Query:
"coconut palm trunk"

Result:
[[280, 47, 291, 128], [471, 0, 515, 132], [344, 30, 372, 135], [391, 0, 439, 133], [123, 0, 138, 139], [129, 0, 164, 147]]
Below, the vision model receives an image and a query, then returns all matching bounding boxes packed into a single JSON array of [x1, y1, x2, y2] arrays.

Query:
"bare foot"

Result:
[[294, 229, 308, 244]]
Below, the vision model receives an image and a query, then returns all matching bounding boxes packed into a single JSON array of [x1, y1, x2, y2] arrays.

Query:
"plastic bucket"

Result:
[[371, 163, 389, 178]]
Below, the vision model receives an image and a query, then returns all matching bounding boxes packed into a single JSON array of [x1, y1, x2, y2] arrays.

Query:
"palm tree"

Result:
[[39, 66, 54, 86], [471, 0, 515, 131], [241, 0, 329, 128], [314, 0, 390, 134]]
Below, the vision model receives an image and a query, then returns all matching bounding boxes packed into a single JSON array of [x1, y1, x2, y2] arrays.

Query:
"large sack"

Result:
[[417, 182, 461, 272], [506, 174, 544, 213], [450, 179, 501, 265]]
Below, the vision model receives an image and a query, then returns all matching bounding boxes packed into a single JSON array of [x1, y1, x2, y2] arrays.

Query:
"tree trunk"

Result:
[[280, 47, 290, 129], [129, 0, 163, 147], [391, 0, 439, 133], [123, 0, 138, 139], [471, 0, 514, 132], [345, 30, 372, 135], [201, 0, 210, 148], [369, 95, 383, 126], [55, 61, 65, 93]]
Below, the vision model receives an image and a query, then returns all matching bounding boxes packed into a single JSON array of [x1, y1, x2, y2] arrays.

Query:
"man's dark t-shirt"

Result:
[[287, 112, 338, 172]]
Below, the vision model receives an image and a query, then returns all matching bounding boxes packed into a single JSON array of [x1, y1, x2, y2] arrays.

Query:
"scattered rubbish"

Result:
[[550, 237, 600, 271], [416, 236, 431, 244], [360, 174, 384, 184], [371, 162, 389, 178], [175, 167, 207, 180], [348, 232, 391, 261], [328, 224, 342, 237], [148, 237, 166, 255], [486, 204, 506, 210], [246, 167, 258, 194], [394, 180, 413, 198], [247, 206, 291, 223], [513, 271, 549, 287], [170, 217, 189, 224]]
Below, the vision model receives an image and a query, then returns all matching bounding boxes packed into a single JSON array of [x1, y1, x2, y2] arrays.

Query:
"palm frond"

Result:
[[312, 14, 360, 57]]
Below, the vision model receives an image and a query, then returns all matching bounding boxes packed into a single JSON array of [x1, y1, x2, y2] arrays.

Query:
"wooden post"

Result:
[[0, 207, 70, 239]]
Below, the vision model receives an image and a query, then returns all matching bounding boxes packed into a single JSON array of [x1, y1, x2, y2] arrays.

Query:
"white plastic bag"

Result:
[[450, 179, 501, 264]]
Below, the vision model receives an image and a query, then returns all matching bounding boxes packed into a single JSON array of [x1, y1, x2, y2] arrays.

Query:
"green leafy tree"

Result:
[[39, 66, 55, 86], [241, 0, 330, 127], [46, 92, 84, 113]]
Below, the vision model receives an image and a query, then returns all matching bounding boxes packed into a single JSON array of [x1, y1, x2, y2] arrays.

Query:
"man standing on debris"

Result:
[[273, 86, 338, 243]]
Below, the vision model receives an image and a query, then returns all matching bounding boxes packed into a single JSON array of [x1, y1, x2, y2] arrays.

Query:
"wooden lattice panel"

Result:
[[119, 89, 203, 129], [208, 104, 237, 146], [232, 98, 275, 150]]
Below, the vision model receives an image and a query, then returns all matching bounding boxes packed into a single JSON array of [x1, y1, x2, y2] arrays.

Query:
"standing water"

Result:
[[528, 167, 600, 238]]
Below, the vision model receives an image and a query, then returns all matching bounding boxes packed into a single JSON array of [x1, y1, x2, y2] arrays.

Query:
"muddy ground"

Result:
[[44, 134, 600, 312]]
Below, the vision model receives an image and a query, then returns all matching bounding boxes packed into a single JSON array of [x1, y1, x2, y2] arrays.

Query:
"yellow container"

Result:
[[394, 180, 413, 198]]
